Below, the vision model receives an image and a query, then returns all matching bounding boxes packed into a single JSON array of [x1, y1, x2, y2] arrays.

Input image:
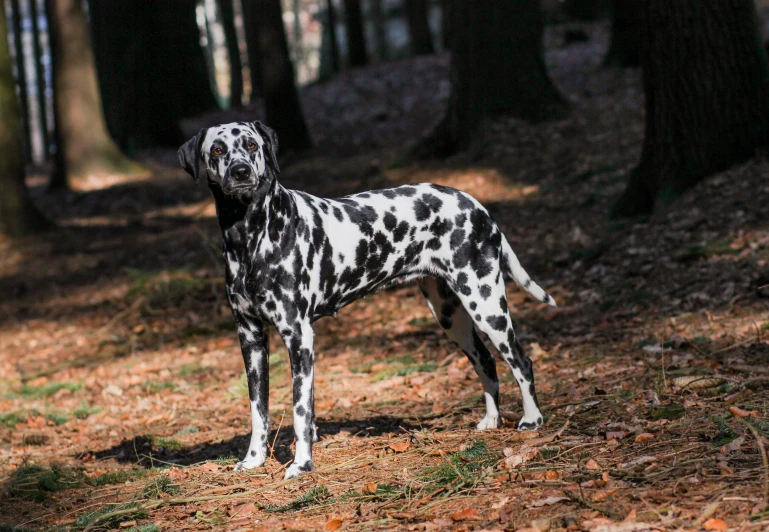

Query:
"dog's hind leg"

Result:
[[418, 277, 501, 430], [233, 314, 271, 470]]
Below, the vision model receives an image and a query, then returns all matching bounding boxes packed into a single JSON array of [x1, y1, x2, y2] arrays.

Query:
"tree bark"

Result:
[[89, 0, 219, 150], [29, 0, 50, 159], [0, 8, 48, 236], [343, 0, 368, 67], [217, 0, 244, 107], [370, 0, 389, 61], [255, 0, 312, 151], [9, 0, 31, 162], [422, 0, 567, 155], [405, 0, 434, 56], [324, 0, 341, 74], [612, 0, 769, 218], [241, 0, 264, 101], [604, 0, 642, 67], [46, 0, 143, 185]]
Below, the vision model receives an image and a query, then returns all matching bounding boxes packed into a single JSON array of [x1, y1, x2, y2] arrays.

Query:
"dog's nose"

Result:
[[231, 164, 251, 181]]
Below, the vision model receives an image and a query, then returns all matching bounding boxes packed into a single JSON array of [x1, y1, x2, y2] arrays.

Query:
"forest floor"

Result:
[[2, 22, 769, 532]]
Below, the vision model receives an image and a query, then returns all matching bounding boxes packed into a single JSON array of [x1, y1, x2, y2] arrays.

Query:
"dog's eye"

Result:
[[248, 141, 257, 150], [212, 147, 223, 156]]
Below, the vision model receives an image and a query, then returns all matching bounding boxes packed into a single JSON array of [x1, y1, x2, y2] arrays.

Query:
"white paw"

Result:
[[234, 454, 266, 471], [516, 415, 543, 431], [283, 461, 313, 479], [476, 415, 500, 430]]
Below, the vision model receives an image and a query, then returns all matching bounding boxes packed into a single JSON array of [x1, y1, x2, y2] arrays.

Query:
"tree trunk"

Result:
[[343, 0, 368, 67], [255, 0, 312, 151], [405, 0, 434, 56], [562, 0, 610, 21], [612, 0, 769, 218], [604, 0, 642, 67], [9, 0, 31, 163], [89, 0, 219, 150], [29, 0, 50, 159], [242, 0, 264, 101], [217, 0, 244, 107], [423, 0, 567, 155], [0, 8, 48, 236], [46, 0, 143, 185], [324, 0, 341, 75], [370, 0, 389, 61]]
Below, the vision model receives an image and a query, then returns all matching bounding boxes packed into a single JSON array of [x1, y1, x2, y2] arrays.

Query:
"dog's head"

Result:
[[178, 121, 279, 197]]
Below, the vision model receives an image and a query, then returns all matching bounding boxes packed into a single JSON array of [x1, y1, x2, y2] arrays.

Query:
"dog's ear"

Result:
[[252, 121, 279, 174], [178, 128, 208, 182]]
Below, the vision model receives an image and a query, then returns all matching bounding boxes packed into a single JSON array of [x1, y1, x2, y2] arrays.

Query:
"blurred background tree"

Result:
[[343, 0, 368, 66]]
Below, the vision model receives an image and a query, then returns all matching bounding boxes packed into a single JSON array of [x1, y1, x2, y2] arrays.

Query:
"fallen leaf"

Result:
[[507, 430, 540, 442], [586, 459, 601, 470], [623, 509, 637, 522], [703, 518, 728, 531], [729, 406, 754, 418], [591, 488, 617, 502], [606, 431, 625, 440], [503, 445, 539, 468], [634, 433, 654, 443], [450, 508, 480, 521], [531, 517, 551, 531], [720, 435, 745, 454], [324, 518, 344, 530], [528, 495, 569, 508], [200, 462, 222, 472], [389, 441, 411, 453], [119, 521, 137, 528], [491, 496, 510, 509], [228, 502, 258, 517], [362, 483, 378, 495]]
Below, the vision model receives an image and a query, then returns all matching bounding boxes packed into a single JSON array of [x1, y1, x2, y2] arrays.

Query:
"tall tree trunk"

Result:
[[9, 0, 31, 162], [89, 0, 218, 150], [422, 0, 567, 155], [343, 0, 368, 67], [0, 8, 47, 236], [325, 0, 341, 74], [370, 0, 389, 61], [46, 0, 143, 186], [242, 0, 264, 101], [562, 0, 610, 20], [217, 0, 244, 107], [405, 0, 434, 56], [29, 0, 50, 159], [604, 0, 642, 67], [255, 0, 312, 151], [612, 0, 769, 218]]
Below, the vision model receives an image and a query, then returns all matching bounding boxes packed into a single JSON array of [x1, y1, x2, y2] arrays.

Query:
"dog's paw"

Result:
[[515, 415, 543, 431], [476, 415, 501, 430], [234, 454, 266, 471], [283, 461, 314, 479]]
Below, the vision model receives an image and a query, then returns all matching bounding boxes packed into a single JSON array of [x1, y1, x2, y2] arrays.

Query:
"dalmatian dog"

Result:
[[178, 121, 556, 479]]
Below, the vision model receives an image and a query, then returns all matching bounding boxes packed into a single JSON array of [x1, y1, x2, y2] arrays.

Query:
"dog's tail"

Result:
[[500, 236, 557, 307]]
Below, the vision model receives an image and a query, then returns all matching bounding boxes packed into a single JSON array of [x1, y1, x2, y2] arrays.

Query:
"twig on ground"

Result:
[[742, 420, 769, 508]]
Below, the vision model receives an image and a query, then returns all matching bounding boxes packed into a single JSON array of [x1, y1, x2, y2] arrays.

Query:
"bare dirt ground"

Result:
[[2, 23, 769, 532]]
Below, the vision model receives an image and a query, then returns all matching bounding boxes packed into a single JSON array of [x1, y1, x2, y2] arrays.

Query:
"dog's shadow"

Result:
[[89, 415, 438, 469]]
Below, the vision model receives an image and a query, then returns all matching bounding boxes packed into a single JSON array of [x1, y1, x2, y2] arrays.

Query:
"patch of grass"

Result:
[[19, 381, 81, 399], [0, 410, 27, 428], [225, 373, 249, 399], [151, 436, 183, 450], [213, 456, 239, 466], [710, 416, 738, 447], [141, 381, 176, 393], [44, 411, 69, 425], [91, 469, 147, 486], [74, 503, 147, 528], [423, 441, 498, 489], [372, 363, 438, 381], [648, 403, 685, 421], [195, 508, 226, 525], [73, 401, 103, 420], [350, 362, 374, 374], [761, 322, 769, 331], [141, 475, 181, 498], [263, 485, 330, 513], [9, 465, 80, 501], [407, 316, 437, 328], [691, 335, 713, 350], [178, 363, 204, 377], [176, 425, 199, 435]]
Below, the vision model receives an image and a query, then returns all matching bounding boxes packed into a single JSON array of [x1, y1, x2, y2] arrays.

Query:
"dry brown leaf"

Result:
[[389, 441, 411, 453], [324, 518, 344, 530], [592, 488, 617, 502], [623, 508, 637, 522], [450, 508, 480, 521], [728, 406, 754, 418], [503, 445, 539, 469], [118, 521, 137, 529], [720, 435, 745, 454], [703, 518, 728, 531], [362, 483, 378, 495], [606, 431, 625, 440], [634, 432, 654, 443], [508, 430, 540, 442], [228, 502, 258, 517], [528, 495, 569, 508], [586, 458, 601, 470], [491, 496, 510, 509]]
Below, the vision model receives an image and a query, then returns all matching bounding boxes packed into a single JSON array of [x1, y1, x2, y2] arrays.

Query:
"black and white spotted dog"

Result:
[[178, 121, 556, 479]]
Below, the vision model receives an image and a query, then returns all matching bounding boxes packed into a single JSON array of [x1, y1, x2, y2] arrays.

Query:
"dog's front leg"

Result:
[[282, 321, 316, 479], [233, 314, 271, 471]]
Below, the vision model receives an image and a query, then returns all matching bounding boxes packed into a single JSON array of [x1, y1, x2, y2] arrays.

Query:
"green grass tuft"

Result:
[[0, 410, 27, 428], [73, 401, 103, 420], [151, 436, 183, 450], [176, 425, 199, 435], [423, 441, 498, 489], [648, 402, 685, 421], [9, 465, 79, 501], [141, 475, 181, 498], [74, 503, 147, 528], [263, 486, 329, 513], [19, 381, 81, 399], [91, 469, 147, 486], [372, 363, 438, 381], [213, 456, 238, 466]]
